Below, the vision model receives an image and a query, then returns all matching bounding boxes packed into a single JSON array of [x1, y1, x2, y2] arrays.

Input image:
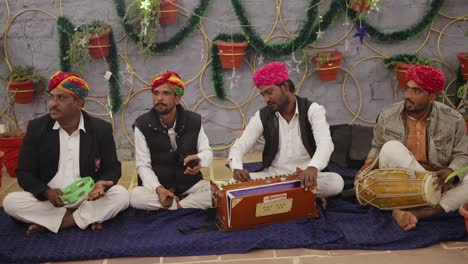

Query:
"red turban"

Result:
[[405, 65, 445, 93], [252, 61, 289, 87], [48, 71, 89, 99], [150, 71, 185, 96]]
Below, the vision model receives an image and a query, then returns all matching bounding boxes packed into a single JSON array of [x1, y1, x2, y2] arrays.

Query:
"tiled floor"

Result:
[[1, 156, 467, 264]]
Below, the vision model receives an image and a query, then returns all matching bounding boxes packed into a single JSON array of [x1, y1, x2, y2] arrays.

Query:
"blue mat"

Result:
[[0, 198, 466, 263], [1, 162, 466, 263]]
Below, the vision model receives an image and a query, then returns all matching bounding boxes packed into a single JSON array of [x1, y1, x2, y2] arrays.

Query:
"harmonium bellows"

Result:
[[211, 172, 319, 232]]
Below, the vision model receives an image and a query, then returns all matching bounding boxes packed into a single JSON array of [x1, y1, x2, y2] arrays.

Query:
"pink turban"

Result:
[[252, 61, 289, 87], [405, 65, 445, 93]]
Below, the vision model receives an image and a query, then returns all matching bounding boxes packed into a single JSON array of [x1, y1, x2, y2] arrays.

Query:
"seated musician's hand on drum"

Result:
[[88, 180, 114, 201], [434, 168, 455, 193], [233, 169, 251, 182], [300, 166, 318, 192], [44, 188, 64, 207]]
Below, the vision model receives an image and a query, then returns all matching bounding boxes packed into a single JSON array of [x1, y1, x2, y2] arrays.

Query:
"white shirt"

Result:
[[47, 113, 85, 189], [228, 99, 334, 173], [135, 121, 213, 193]]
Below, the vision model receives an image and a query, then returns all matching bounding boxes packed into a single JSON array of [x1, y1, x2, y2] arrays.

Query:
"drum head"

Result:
[[423, 174, 441, 206]]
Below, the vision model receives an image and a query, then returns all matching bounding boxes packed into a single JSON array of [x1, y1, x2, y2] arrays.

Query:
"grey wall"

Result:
[[0, 0, 466, 160]]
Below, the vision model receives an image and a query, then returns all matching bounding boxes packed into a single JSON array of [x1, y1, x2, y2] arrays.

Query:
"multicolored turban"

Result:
[[48, 71, 89, 99], [404, 65, 445, 94], [252, 61, 289, 87], [150, 71, 185, 96]]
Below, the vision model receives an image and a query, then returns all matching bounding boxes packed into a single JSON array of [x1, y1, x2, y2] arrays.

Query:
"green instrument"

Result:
[[60, 177, 95, 204], [444, 166, 468, 184]]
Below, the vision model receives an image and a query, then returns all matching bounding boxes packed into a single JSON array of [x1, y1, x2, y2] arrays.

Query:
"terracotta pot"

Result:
[[6, 80, 35, 104], [88, 26, 111, 59], [214, 40, 249, 69], [457, 52, 468, 81], [395, 63, 412, 88], [0, 137, 23, 177], [160, 0, 178, 25], [313, 50, 343, 81], [349, 0, 372, 13], [460, 203, 468, 234]]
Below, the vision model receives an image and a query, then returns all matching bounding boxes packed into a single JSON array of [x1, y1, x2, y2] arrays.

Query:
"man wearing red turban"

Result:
[[3, 71, 129, 235], [130, 71, 213, 211], [228, 61, 344, 201], [356, 65, 468, 231]]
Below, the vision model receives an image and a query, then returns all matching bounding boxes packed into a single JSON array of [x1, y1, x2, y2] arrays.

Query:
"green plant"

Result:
[[123, 0, 162, 53], [4, 66, 45, 91], [383, 54, 436, 69], [314, 52, 334, 64], [66, 20, 109, 73]]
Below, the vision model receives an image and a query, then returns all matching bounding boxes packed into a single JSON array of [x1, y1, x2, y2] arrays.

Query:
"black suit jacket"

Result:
[[16, 111, 121, 200]]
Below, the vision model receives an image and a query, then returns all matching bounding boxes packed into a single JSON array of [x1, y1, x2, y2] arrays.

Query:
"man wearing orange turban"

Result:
[[3, 71, 129, 235], [356, 65, 468, 231], [130, 71, 213, 211]]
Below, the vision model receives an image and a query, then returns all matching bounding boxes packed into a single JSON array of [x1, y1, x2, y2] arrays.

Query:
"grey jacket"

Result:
[[368, 101, 468, 180]]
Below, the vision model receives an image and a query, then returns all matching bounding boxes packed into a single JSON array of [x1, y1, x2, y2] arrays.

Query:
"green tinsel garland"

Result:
[[231, 0, 319, 60], [114, 0, 210, 53], [57, 16, 74, 72], [349, 0, 445, 42], [56, 16, 122, 113], [211, 33, 247, 99]]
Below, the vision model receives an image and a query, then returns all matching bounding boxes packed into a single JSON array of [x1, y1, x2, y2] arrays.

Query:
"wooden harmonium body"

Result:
[[212, 173, 318, 232]]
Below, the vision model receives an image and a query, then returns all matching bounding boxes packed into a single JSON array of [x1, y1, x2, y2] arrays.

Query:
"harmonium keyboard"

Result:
[[211, 169, 319, 232]]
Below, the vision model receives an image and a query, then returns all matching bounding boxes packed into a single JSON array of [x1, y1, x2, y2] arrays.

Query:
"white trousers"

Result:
[[130, 180, 212, 210], [2, 185, 130, 233], [230, 167, 344, 198], [378, 140, 468, 212]]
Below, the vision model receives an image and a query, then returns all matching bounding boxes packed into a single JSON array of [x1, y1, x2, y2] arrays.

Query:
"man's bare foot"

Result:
[[392, 209, 418, 231], [26, 224, 47, 235], [90, 223, 103, 230]]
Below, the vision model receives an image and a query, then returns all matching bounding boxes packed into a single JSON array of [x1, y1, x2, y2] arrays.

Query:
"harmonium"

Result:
[[211, 170, 319, 232]]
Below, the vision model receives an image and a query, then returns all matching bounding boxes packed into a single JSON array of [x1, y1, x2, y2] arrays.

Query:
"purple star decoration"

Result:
[[353, 24, 368, 45]]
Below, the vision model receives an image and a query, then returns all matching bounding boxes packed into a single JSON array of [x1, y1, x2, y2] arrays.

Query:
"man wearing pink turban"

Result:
[[228, 62, 344, 200], [356, 65, 468, 231]]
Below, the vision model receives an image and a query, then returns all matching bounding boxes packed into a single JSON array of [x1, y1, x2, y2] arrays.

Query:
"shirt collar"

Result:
[[52, 112, 86, 133], [274, 97, 299, 117]]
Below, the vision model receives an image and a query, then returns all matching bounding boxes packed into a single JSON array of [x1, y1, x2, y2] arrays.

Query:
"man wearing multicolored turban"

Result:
[[3, 71, 129, 235], [356, 65, 468, 231], [228, 61, 344, 203], [130, 71, 213, 211]]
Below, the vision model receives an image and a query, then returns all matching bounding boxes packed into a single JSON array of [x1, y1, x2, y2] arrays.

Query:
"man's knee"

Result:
[[108, 185, 130, 208], [381, 140, 405, 157], [129, 187, 150, 208], [3, 192, 28, 216]]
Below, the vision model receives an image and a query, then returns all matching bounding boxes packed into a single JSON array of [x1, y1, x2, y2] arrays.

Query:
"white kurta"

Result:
[[3, 115, 129, 233], [228, 100, 344, 198]]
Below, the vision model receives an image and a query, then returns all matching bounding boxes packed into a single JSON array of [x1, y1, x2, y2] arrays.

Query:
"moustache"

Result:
[[404, 98, 414, 104], [155, 103, 167, 107]]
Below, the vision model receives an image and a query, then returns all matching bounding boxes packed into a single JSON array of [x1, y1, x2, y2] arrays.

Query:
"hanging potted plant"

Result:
[[159, 0, 178, 25], [457, 52, 468, 81], [384, 54, 436, 87], [349, 0, 376, 13], [213, 34, 249, 69], [312, 50, 343, 81], [3, 66, 45, 104], [67, 21, 111, 72], [124, 0, 161, 54]]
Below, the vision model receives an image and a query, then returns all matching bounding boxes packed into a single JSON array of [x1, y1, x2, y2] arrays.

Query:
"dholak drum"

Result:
[[355, 169, 441, 210]]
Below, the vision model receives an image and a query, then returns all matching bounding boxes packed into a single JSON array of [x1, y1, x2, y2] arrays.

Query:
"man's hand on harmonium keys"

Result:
[[299, 166, 318, 192], [233, 169, 251, 182]]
